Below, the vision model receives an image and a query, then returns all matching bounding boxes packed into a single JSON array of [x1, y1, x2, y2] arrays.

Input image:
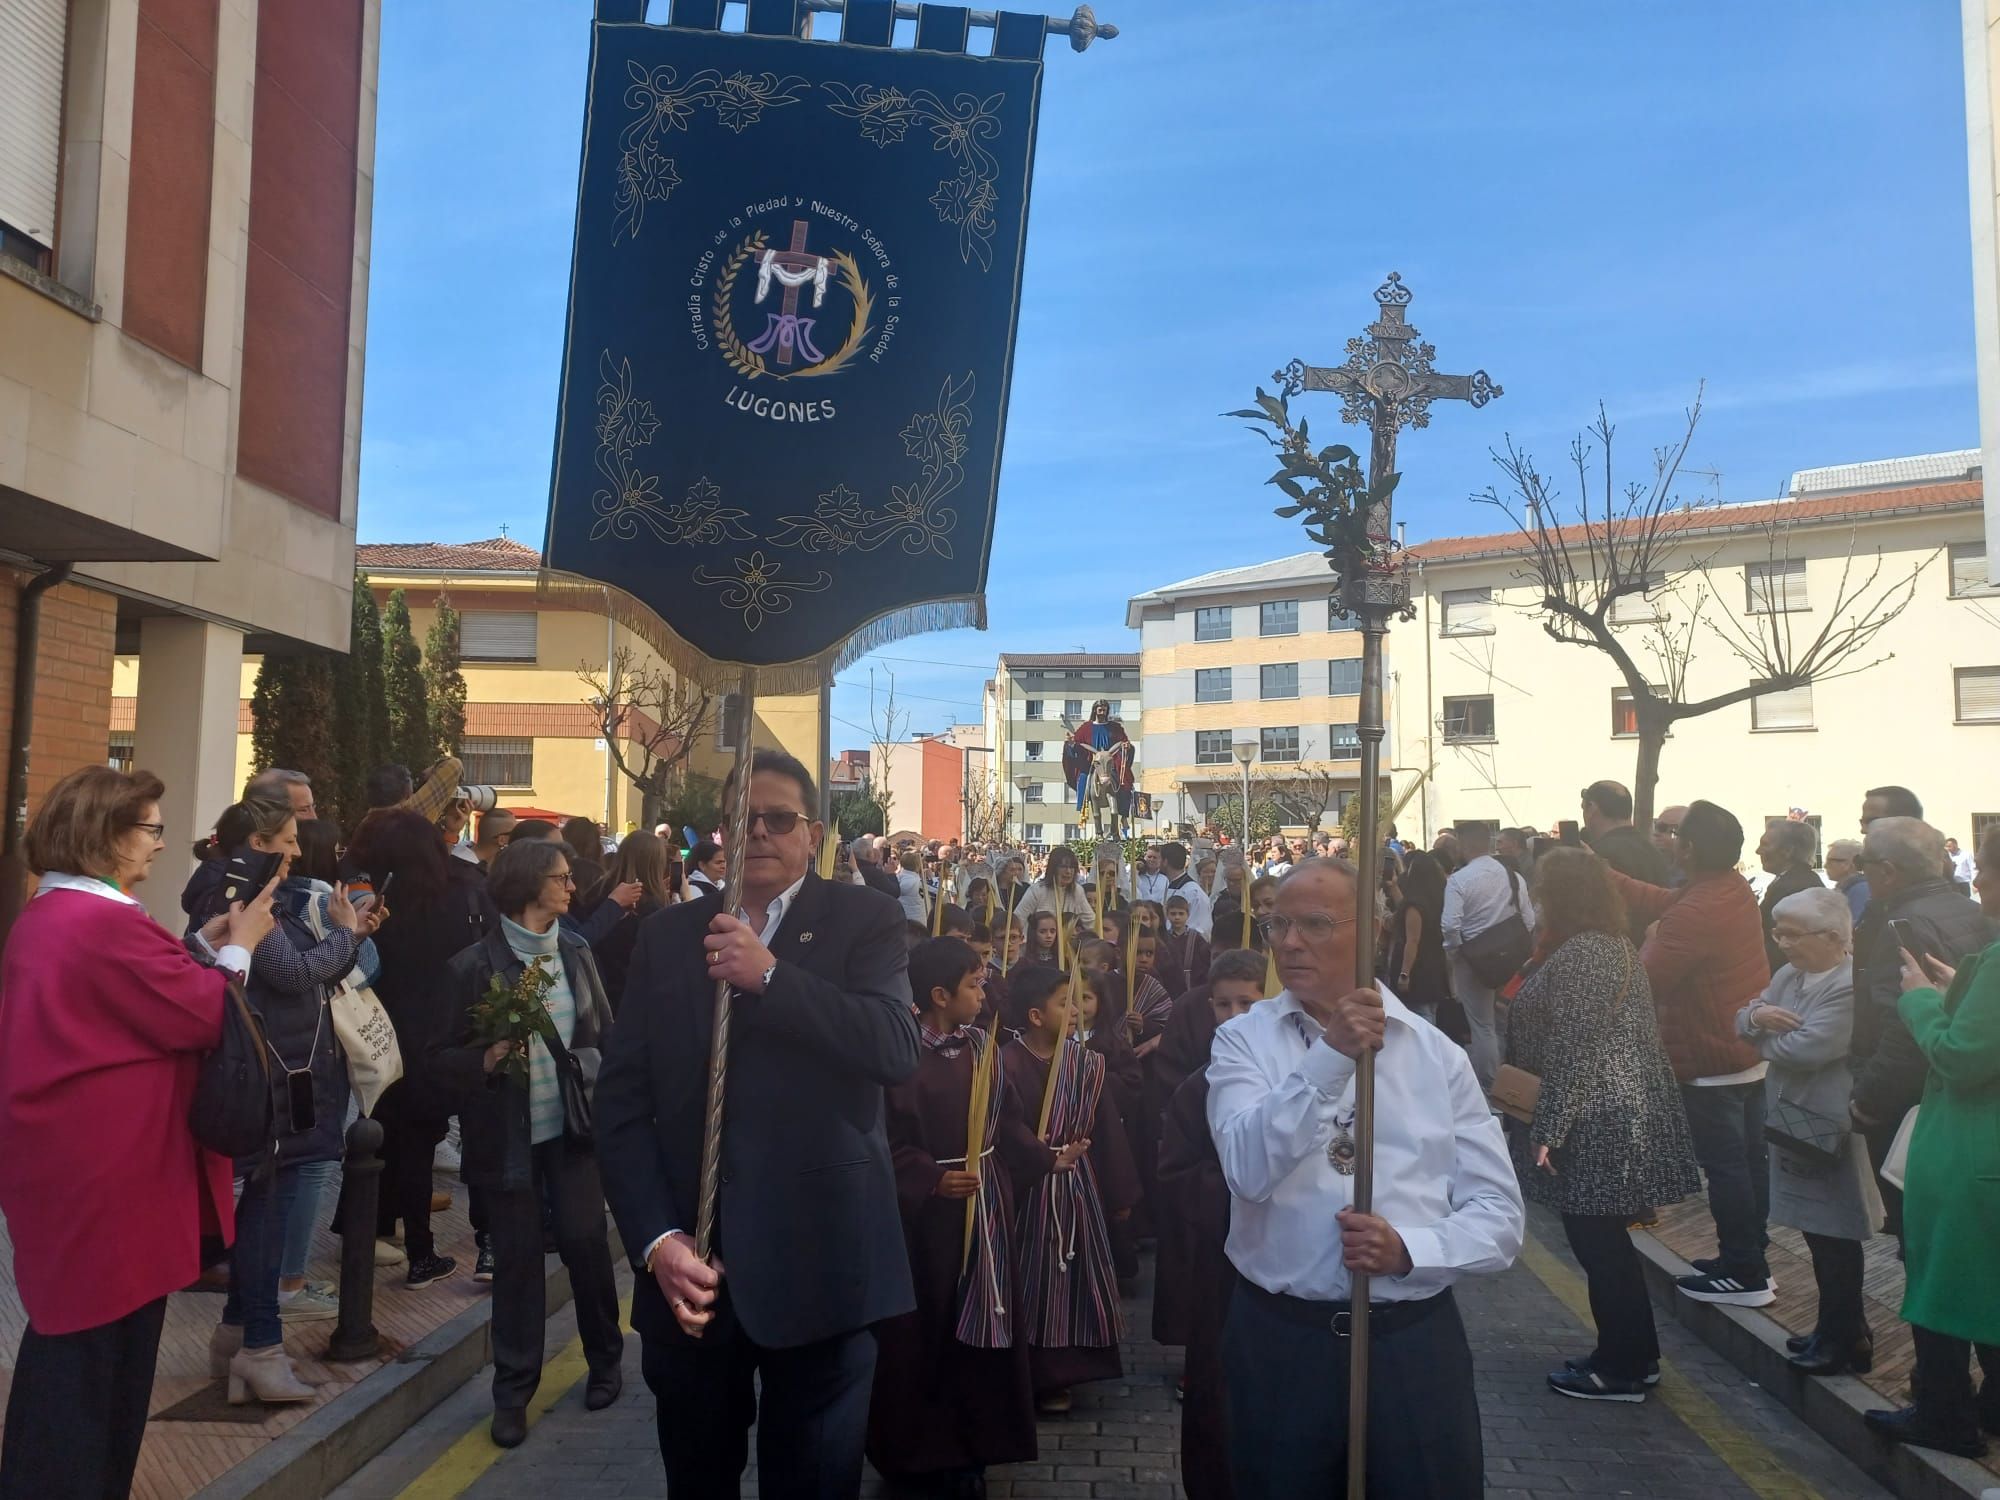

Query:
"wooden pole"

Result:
[[694, 665, 759, 1279]]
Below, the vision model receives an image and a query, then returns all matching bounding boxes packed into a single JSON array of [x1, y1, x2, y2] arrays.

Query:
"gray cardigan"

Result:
[[1737, 961, 1856, 1120]]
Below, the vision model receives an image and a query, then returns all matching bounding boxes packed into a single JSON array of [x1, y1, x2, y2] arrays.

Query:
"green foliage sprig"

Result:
[[1225, 388, 1398, 567], [469, 959, 559, 1083]]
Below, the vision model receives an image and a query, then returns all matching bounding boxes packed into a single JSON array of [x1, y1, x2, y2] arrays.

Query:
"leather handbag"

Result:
[[1460, 871, 1532, 988], [1488, 1064, 1541, 1123], [1764, 1095, 1848, 1171], [543, 1025, 600, 1150]]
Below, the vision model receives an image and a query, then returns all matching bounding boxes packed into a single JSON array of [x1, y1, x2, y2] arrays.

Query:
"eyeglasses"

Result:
[[1773, 929, 1833, 945], [747, 809, 804, 835], [547, 869, 576, 887], [1265, 912, 1361, 942], [1653, 821, 1681, 836], [128, 822, 166, 839]]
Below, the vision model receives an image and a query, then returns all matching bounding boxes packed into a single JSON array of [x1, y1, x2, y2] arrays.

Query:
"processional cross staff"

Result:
[[1272, 271, 1500, 1497]]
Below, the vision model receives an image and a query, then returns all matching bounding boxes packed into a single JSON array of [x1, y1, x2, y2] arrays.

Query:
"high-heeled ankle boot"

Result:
[[209, 1323, 244, 1379], [1789, 1328, 1874, 1377], [227, 1343, 315, 1405]]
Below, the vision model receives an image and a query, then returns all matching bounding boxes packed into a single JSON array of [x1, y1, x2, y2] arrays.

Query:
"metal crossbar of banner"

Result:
[[547, 0, 1114, 1312]]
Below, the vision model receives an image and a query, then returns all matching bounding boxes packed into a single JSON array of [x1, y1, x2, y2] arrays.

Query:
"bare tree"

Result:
[[961, 773, 1006, 847], [868, 669, 909, 831], [1270, 761, 1351, 834], [1476, 393, 1932, 824], [576, 646, 716, 824]]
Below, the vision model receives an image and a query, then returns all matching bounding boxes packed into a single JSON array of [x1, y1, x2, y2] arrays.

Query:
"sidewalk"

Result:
[[0, 1165, 488, 1500]]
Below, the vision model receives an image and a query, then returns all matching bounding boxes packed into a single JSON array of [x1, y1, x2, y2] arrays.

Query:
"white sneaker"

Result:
[[279, 1284, 340, 1321], [434, 1127, 463, 1173], [374, 1237, 407, 1267]]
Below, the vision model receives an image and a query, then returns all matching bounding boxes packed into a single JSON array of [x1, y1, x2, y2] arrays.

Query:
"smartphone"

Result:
[[1887, 918, 1920, 956], [220, 848, 282, 907], [376, 871, 396, 904], [284, 1067, 316, 1135], [1557, 820, 1582, 848]]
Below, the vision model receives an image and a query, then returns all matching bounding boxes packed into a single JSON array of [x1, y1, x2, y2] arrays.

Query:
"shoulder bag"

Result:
[[1879, 1105, 1919, 1188], [191, 972, 276, 1159], [302, 893, 403, 1116], [1764, 1094, 1848, 1171], [1460, 869, 1533, 989], [1487, 945, 1631, 1125], [543, 1022, 600, 1150]]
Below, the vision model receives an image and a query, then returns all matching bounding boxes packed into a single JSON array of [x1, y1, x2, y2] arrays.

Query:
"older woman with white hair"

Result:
[[1737, 885, 1882, 1378]]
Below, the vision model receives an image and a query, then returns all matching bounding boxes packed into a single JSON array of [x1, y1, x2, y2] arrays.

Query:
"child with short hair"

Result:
[[1159, 893, 1212, 989], [867, 939, 1084, 1491], [1000, 965, 1137, 1415]]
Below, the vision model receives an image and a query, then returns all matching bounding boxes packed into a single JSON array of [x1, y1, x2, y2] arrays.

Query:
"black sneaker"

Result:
[[1676, 1271, 1774, 1307], [1563, 1355, 1660, 1386], [473, 1234, 495, 1284], [405, 1252, 458, 1289], [1548, 1367, 1648, 1403], [1689, 1255, 1724, 1276], [1864, 1404, 1988, 1459]]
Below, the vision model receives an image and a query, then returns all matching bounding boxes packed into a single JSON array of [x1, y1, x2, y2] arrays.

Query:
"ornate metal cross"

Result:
[[1275, 272, 1501, 608]]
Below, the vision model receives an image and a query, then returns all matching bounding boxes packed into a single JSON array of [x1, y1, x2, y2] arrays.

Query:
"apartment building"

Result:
[[1124, 561, 1367, 834], [984, 653, 1140, 851], [1399, 451, 1997, 850], [2, 0, 380, 931]]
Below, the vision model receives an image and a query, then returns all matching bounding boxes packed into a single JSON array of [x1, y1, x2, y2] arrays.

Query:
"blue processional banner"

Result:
[[544, 15, 1046, 682]]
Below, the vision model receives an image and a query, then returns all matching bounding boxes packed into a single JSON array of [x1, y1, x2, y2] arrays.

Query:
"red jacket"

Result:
[[0, 886, 235, 1333], [1609, 869, 1769, 1083]]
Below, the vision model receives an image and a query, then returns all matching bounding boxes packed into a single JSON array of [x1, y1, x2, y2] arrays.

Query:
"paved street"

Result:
[[333, 1210, 1891, 1499]]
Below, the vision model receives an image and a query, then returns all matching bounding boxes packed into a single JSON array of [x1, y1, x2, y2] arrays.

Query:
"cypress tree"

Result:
[[381, 589, 433, 775], [248, 652, 338, 804], [422, 591, 468, 760], [332, 576, 390, 827]]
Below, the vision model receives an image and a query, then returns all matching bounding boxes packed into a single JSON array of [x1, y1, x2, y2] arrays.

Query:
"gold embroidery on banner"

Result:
[[591, 352, 756, 545], [613, 64, 810, 244], [820, 84, 1006, 271], [692, 550, 832, 632]]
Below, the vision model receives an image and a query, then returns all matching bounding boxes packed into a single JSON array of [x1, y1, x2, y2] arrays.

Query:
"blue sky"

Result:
[[359, 0, 1978, 746]]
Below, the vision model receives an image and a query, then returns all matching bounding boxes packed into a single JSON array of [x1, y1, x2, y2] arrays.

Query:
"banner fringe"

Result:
[[537, 568, 986, 696]]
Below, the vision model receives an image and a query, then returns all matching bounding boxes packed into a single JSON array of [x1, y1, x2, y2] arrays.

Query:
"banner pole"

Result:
[[694, 664, 759, 1284]]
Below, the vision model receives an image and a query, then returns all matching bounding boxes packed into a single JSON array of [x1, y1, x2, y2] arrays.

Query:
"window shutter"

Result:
[[1752, 684, 1814, 730], [1957, 667, 2000, 722], [1443, 588, 1493, 632], [0, 0, 65, 248], [459, 610, 538, 661], [1951, 544, 1992, 597]]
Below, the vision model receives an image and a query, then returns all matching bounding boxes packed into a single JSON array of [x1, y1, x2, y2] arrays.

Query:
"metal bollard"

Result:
[[326, 1116, 385, 1362]]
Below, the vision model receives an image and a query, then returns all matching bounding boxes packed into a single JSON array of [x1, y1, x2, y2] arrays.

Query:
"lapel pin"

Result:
[[799, 931, 813, 944]]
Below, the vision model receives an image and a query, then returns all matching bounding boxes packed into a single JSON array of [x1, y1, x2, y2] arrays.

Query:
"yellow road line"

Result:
[[1516, 1233, 1826, 1500], [395, 1296, 633, 1500]]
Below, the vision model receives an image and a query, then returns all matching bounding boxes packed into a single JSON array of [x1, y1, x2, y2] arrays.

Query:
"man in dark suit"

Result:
[[596, 749, 920, 1498]]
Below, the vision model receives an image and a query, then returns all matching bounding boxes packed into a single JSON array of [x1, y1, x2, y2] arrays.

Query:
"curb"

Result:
[[1632, 1230, 1997, 1500], [189, 1235, 615, 1500]]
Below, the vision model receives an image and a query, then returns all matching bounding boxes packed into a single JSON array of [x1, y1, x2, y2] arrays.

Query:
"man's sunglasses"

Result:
[[1653, 821, 1680, 836], [747, 809, 807, 835]]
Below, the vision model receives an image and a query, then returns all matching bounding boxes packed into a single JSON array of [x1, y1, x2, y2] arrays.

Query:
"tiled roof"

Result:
[[996, 652, 1141, 669], [356, 538, 540, 571], [1405, 479, 1982, 566], [1129, 551, 1329, 604], [1786, 449, 1980, 497]]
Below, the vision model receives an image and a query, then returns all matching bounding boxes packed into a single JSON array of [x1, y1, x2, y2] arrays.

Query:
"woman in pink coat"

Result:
[[0, 766, 275, 1500]]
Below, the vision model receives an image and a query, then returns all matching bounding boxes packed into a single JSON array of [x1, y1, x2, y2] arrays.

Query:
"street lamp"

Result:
[[1013, 772, 1038, 848], [1232, 741, 1257, 850]]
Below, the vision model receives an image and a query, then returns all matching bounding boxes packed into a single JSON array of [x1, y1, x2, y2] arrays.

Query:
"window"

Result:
[[715, 693, 745, 751], [1024, 741, 1043, 761], [457, 610, 537, 662], [1440, 588, 1494, 636], [1949, 543, 1997, 598], [106, 731, 134, 773], [461, 736, 533, 789], [1260, 662, 1299, 700], [1329, 658, 1362, 696], [1195, 667, 1232, 703], [1023, 699, 1043, 720], [1022, 782, 1044, 803], [1064, 698, 1083, 721], [0, 0, 66, 261], [1328, 609, 1358, 632], [1195, 606, 1232, 642], [1610, 684, 1668, 738], [1337, 789, 1358, 815], [1260, 726, 1300, 762], [1329, 722, 1360, 760], [1750, 682, 1814, 731], [1973, 811, 2000, 843], [1956, 666, 2000, 724], [1195, 730, 1232, 765], [1023, 823, 1045, 845], [1441, 695, 1496, 742], [1104, 699, 1122, 718], [1609, 572, 1667, 623], [1745, 559, 1809, 613], [1202, 793, 1229, 816], [1259, 599, 1299, 637]]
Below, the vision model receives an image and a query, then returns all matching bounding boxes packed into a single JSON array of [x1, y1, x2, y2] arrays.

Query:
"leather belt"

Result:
[[1240, 1278, 1452, 1339]]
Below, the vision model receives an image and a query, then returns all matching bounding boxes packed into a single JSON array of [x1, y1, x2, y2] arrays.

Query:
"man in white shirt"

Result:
[[1134, 845, 1168, 905], [1440, 823, 1536, 1090], [1159, 840, 1212, 938], [1947, 836, 1976, 889], [1207, 858, 1524, 1497]]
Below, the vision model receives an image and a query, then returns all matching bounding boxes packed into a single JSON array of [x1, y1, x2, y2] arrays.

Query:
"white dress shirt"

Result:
[[1135, 870, 1168, 905], [1205, 983, 1525, 1303], [1162, 872, 1213, 939], [1440, 854, 1535, 949]]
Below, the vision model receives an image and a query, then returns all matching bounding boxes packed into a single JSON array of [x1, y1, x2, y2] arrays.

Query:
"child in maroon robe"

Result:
[[1159, 894, 1212, 989], [867, 939, 1086, 1494], [1000, 965, 1137, 1416]]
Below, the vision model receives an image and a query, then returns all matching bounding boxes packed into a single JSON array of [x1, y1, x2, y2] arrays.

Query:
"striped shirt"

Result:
[[500, 915, 576, 1146]]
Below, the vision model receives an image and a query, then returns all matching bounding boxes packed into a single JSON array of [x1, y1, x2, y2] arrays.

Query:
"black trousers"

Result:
[[1800, 1233, 1866, 1344], [377, 1113, 448, 1260], [1561, 1213, 1659, 1378], [0, 1298, 166, 1500], [489, 1139, 624, 1410], [1221, 1282, 1481, 1500], [640, 1293, 877, 1500], [1910, 1323, 2000, 1434]]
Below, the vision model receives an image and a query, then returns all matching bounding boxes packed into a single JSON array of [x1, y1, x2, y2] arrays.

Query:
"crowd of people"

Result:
[[0, 750, 1996, 1498]]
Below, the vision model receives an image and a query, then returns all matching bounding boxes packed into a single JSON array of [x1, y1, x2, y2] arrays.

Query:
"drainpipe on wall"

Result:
[[1, 562, 77, 942]]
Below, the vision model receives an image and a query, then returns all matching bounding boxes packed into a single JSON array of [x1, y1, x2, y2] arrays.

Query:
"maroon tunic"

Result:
[[1157, 1072, 1235, 1500], [866, 1033, 1052, 1478], [1148, 988, 1220, 1345]]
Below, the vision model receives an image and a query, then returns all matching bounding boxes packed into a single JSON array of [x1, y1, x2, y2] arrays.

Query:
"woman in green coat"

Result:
[[1862, 927, 2000, 1460]]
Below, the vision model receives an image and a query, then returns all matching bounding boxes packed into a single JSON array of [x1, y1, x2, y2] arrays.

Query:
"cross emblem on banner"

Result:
[[748, 218, 831, 368]]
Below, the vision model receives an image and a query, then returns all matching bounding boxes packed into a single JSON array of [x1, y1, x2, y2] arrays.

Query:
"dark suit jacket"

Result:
[[595, 871, 920, 1350]]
